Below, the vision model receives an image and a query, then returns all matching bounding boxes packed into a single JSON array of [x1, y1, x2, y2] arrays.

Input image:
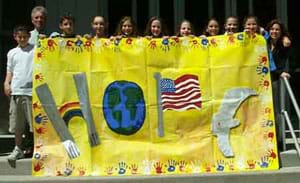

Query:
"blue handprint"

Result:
[[167, 160, 176, 172], [74, 39, 83, 53], [160, 39, 170, 52], [216, 160, 225, 171], [118, 161, 127, 175], [258, 156, 269, 168], [34, 113, 48, 124]]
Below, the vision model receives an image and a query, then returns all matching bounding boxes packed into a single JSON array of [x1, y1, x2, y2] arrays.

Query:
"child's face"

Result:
[[121, 20, 133, 36], [180, 22, 192, 36], [59, 19, 74, 35], [32, 11, 46, 31], [225, 18, 238, 34], [92, 16, 105, 36], [14, 31, 30, 48], [151, 20, 162, 37], [269, 23, 281, 40], [244, 18, 258, 33], [206, 20, 220, 36]]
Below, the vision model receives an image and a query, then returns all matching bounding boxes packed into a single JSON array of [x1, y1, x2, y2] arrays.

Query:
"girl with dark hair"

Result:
[[144, 16, 168, 38], [175, 20, 194, 37], [202, 17, 220, 37], [114, 16, 138, 38]]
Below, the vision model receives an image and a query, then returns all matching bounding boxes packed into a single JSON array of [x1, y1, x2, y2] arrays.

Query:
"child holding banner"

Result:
[[91, 16, 108, 38], [4, 25, 34, 161], [201, 17, 221, 37], [144, 16, 169, 38], [114, 16, 139, 38], [224, 16, 239, 35], [85, 16, 108, 39], [50, 13, 76, 38], [243, 15, 291, 47], [175, 19, 194, 37]]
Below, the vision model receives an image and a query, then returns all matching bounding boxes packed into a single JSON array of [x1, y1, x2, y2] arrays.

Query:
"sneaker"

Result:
[[7, 146, 24, 161]]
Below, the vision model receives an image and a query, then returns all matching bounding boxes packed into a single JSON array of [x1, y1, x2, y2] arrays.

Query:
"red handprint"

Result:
[[126, 38, 133, 45], [47, 39, 57, 51], [148, 40, 157, 50], [129, 164, 138, 175], [154, 162, 163, 174], [267, 149, 277, 159], [36, 52, 44, 60], [35, 127, 46, 134], [247, 160, 256, 169], [33, 102, 42, 111], [35, 73, 44, 82], [84, 39, 93, 51], [105, 166, 114, 175], [77, 167, 86, 176], [34, 161, 44, 172], [178, 160, 186, 172], [228, 35, 235, 44]]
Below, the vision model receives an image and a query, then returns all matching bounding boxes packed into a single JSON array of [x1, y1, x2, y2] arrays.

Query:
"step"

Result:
[[0, 135, 14, 154], [285, 138, 300, 144], [280, 149, 300, 167], [0, 167, 300, 183], [0, 156, 31, 175], [0, 156, 300, 183], [1, 150, 300, 176]]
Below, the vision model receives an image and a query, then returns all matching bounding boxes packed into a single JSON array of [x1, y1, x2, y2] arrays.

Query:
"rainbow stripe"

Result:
[[59, 102, 83, 125]]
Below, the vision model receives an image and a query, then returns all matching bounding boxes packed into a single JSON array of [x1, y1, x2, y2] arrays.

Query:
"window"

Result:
[[108, 0, 132, 35], [160, 0, 174, 35], [136, 0, 149, 35], [253, 0, 276, 27], [185, 0, 209, 35]]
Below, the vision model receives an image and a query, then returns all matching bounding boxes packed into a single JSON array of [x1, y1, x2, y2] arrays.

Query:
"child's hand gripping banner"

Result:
[[32, 33, 278, 176]]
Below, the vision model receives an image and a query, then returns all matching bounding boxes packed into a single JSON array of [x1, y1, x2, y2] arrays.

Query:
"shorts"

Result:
[[9, 95, 33, 133]]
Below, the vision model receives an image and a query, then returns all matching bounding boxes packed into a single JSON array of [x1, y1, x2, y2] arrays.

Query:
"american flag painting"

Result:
[[160, 74, 202, 111]]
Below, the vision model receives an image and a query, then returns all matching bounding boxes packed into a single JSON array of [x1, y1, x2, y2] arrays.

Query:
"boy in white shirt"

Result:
[[4, 25, 34, 161]]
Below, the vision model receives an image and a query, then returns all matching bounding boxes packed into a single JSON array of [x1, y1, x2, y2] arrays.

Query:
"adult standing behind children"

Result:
[[4, 25, 34, 161], [29, 6, 48, 45], [265, 19, 293, 151]]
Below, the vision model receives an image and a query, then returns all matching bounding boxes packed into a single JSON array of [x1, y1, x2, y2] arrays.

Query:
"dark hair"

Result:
[[266, 19, 290, 39], [175, 19, 194, 37], [266, 19, 291, 50], [224, 15, 239, 32], [144, 16, 168, 37], [225, 15, 239, 24], [202, 17, 220, 36], [243, 15, 260, 33], [115, 16, 138, 37], [59, 13, 75, 24], [13, 25, 30, 34], [91, 15, 108, 37]]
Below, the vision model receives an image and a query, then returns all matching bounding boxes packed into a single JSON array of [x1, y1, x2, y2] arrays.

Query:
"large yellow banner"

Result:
[[32, 33, 278, 176]]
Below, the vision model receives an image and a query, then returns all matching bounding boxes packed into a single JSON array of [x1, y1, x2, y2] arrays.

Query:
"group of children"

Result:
[[43, 13, 288, 41], [4, 5, 293, 161]]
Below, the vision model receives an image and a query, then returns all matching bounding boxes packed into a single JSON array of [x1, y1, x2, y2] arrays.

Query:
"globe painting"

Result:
[[103, 81, 146, 135]]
